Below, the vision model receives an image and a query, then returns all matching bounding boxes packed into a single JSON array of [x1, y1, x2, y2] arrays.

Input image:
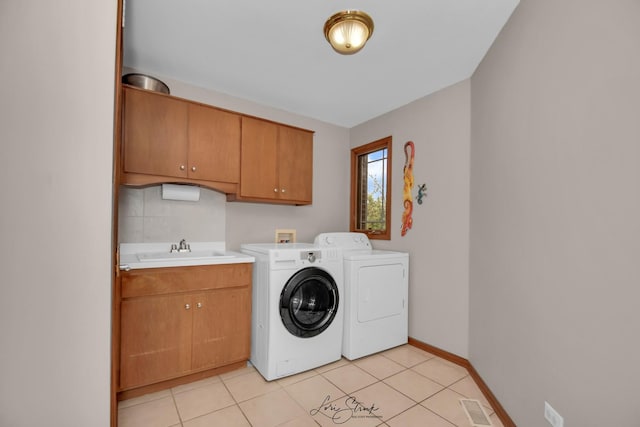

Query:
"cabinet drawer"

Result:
[[121, 263, 252, 298]]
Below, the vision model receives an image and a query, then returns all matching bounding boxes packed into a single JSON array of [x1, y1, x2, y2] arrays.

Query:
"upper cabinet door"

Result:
[[122, 87, 189, 178], [278, 126, 313, 203], [188, 104, 241, 183], [237, 116, 313, 204], [239, 116, 279, 199]]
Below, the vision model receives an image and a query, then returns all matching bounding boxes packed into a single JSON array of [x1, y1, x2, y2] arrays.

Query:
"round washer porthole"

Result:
[[279, 267, 339, 338]]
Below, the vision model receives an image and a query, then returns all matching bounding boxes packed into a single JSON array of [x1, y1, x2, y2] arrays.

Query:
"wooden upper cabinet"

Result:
[[120, 85, 313, 203], [122, 86, 189, 178], [187, 103, 240, 183], [278, 125, 313, 203], [238, 117, 280, 199], [121, 86, 241, 188], [236, 116, 313, 205]]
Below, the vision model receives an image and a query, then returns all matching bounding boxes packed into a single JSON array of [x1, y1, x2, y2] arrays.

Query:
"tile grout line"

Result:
[[316, 364, 425, 426], [376, 348, 485, 426], [289, 350, 450, 425], [218, 374, 256, 426], [279, 379, 323, 426], [378, 363, 461, 427], [169, 387, 184, 427]]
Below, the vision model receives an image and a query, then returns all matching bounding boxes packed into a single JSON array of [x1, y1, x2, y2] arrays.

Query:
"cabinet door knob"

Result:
[[185, 303, 191, 310], [281, 188, 286, 193], [191, 166, 197, 172], [274, 188, 279, 193], [180, 165, 186, 171], [196, 302, 202, 309]]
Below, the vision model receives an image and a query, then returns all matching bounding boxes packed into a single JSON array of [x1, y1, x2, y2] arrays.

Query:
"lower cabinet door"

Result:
[[120, 294, 193, 389], [191, 288, 251, 370]]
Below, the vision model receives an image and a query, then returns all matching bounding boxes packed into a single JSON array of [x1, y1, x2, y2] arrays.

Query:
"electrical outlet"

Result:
[[544, 401, 564, 427]]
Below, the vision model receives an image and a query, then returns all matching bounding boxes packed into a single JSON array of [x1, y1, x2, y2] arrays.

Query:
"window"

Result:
[[350, 136, 392, 240]]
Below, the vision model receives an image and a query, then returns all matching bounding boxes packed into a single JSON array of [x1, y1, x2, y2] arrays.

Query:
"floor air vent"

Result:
[[460, 399, 492, 426]]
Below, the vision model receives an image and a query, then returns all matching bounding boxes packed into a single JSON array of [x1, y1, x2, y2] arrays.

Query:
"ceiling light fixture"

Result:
[[324, 10, 374, 55]]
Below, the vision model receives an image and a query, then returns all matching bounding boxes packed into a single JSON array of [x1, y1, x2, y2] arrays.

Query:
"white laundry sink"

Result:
[[136, 250, 234, 262], [119, 242, 254, 270]]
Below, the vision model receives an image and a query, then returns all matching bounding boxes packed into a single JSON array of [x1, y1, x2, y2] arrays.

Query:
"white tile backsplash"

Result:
[[118, 186, 144, 217], [118, 216, 144, 243], [118, 185, 226, 243]]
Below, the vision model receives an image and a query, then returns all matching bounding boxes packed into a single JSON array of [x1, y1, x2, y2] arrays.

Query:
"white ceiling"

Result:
[[123, 0, 520, 128]]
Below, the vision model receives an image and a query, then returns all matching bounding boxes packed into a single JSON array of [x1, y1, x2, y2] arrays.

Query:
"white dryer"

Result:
[[314, 232, 409, 360], [240, 243, 343, 381]]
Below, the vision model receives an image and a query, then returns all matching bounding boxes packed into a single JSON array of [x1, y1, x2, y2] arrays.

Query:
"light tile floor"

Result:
[[118, 345, 504, 427]]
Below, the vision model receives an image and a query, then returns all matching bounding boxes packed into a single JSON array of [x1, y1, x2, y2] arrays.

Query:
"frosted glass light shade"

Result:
[[324, 10, 374, 55]]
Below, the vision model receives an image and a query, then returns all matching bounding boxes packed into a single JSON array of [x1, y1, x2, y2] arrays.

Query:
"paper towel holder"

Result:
[[161, 183, 201, 202]]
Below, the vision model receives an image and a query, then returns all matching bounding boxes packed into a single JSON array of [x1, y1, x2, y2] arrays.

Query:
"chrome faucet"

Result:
[[170, 239, 191, 253]]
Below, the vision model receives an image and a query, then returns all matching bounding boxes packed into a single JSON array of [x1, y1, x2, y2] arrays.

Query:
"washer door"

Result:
[[280, 267, 339, 338]]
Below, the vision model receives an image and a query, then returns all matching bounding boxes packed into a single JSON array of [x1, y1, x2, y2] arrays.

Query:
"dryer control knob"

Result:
[[307, 252, 317, 263]]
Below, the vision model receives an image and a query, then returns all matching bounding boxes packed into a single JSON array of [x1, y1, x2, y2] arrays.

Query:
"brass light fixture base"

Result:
[[324, 10, 374, 55]]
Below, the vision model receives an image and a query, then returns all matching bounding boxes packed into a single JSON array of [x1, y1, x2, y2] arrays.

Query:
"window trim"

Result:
[[350, 136, 392, 240]]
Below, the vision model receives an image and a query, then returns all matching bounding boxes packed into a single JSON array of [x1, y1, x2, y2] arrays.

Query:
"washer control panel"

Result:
[[301, 251, 320, 263], [314, 232, 372, 250]]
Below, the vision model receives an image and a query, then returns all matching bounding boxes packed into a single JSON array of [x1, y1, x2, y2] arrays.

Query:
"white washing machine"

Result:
[[314, 232, 409, 360], [240, 243, 343, 381]]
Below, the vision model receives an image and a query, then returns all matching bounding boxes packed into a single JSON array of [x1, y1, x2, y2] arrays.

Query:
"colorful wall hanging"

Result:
[[401, 141, 415, 236]]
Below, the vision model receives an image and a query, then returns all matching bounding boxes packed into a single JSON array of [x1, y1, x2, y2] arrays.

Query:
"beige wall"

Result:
[[470, 0, 640, 425], [351, 80, 471, 357], [0, 2, 116, 426]]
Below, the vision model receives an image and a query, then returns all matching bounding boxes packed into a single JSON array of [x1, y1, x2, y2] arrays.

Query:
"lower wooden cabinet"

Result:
[[191, 288, 250, 371], [120, 293, 192, 389], [118, 263, 252, 391]]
